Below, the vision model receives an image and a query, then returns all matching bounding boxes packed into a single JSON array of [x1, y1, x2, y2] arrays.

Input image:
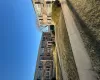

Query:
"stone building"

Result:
[[32, 0, 55, 27], [34, 32, 55, 80]]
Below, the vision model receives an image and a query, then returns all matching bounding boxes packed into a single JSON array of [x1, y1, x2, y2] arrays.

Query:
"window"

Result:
[[42, 37, 45, 41], [39, 66, 42, 68], [45, 71, 50, 79], [46, 76, 49, 79], [48, 38, 52, 41], [37, 79, 41, 80], [48, 42, 52, 44], [42, 48, 44, 53], [46, 1, 51, 4], [46, 68, 50, 71], [47, 54, 50, 56], [46, 72, 49, 75], [47, 16, 51, 17], [39, 16, 42, 17], [39, 20, 42, 23], [39, 19, 43, 20], [40, 54, 43, 56], [35, 2, 41, 4], [48, 49, 50, 53], [47, 45, 51, 48], [46, 66, 50, 68], [41, 41, 45, 48], [47, 19, 51, 20]]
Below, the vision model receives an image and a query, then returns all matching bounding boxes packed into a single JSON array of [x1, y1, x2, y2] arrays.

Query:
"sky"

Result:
[[0, 0, 42, 80]]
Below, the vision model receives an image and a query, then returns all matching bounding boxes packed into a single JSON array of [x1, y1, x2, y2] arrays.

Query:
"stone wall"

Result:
[[66, 0, 100, 79], [67, 0, 100, 40]]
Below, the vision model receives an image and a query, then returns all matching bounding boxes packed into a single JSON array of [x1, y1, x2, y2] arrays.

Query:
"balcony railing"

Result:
[[40, 56, 53, 60]]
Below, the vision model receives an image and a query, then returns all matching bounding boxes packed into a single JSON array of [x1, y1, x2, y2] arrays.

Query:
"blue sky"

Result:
[[0, 0, 41, 80]]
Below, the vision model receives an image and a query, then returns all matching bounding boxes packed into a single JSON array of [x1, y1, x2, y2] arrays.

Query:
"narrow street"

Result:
[[55, 12, 79, 80], [33, 0, 100, 80]]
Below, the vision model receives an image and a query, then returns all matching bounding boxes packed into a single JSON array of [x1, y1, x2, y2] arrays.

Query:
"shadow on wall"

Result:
[[66, 0, 100, 57], [66, 0, 100, 78]]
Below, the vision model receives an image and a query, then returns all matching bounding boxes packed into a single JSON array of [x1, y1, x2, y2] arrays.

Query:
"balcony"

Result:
[[40, 56, 53, 61]]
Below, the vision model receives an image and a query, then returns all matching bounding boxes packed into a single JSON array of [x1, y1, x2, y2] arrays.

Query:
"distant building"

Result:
[[32, 0, 55, 27], [34, 32, 55, 80], [39, 25, 55, 33]]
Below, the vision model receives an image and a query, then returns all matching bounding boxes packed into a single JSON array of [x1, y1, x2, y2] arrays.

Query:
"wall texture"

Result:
[[66, 0, 100, 79], [55, 12, 79, 80], [67, 0, 100, 40]]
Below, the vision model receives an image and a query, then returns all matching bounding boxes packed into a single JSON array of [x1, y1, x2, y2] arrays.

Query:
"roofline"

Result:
[[31, 0, 38, 17], [33, 33, 43, 80]]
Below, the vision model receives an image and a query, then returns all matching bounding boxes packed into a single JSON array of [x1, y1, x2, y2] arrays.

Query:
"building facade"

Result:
[[34, 32, 55, 80], [32, 0, 55, 27]]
